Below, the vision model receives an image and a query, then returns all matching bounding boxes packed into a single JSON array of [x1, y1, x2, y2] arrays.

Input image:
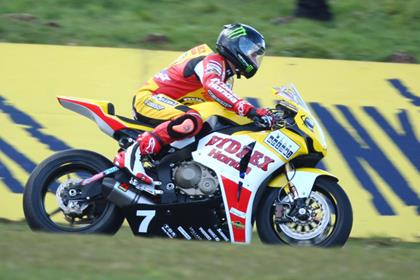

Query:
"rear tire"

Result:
[[256, 177, 353, 247], [23, 149, 124, 234]]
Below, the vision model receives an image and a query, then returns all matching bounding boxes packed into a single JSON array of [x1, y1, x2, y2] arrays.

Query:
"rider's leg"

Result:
[[137, 109, 203, 155], [115, 91, 202, 183]]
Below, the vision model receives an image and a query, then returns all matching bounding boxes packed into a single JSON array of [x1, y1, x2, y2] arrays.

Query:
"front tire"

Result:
[[256, 177, 353, 247], [23, 149, 124, 234]]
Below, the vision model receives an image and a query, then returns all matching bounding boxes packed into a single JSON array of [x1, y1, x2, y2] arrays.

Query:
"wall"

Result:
[[0, 43, 419, 240]]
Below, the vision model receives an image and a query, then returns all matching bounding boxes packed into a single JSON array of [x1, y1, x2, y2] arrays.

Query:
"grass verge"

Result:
[[1, 220, 420, 280], [0, 0, 419, 62]]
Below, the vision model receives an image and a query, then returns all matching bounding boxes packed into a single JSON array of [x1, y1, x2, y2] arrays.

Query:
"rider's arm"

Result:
[[196, 54, 255, 116]]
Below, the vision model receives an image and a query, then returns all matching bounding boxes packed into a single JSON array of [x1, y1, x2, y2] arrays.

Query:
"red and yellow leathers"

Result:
[[133, 44, 258, 155]]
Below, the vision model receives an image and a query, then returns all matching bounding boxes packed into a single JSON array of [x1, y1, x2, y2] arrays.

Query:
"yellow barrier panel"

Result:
[[0, 43, 419, 240]]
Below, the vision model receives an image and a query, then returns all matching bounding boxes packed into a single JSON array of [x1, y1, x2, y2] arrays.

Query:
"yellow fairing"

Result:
[[273, 89, 327, 156], [268, 167, 337, 188], [295, 110, 327, 155], [83, 98, 153, 131]]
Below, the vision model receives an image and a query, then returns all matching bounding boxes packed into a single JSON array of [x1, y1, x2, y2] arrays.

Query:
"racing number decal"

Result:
[[136, 210, 156, 233]]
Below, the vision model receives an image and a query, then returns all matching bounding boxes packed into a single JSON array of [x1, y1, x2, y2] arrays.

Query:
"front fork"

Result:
[[283, 163, 300, 203], [275, 163, 308, 223]]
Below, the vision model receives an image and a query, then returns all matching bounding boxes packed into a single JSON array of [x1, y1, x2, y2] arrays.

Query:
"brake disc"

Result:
[[56, 178, 89, 215], [278, 191, 331, 240]]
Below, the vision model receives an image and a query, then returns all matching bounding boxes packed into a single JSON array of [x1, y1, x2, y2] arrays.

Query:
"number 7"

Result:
[[136, 210, 156, 233]]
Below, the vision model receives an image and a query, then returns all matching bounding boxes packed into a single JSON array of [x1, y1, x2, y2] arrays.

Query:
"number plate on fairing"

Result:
[[122, 198, 230, 242]]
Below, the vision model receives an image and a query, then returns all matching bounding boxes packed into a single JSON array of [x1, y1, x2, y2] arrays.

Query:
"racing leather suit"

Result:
[[132, 44, 260, 155]]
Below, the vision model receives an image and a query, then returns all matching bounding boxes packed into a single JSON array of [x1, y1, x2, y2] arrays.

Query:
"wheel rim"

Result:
[[272, 188, 337, 245], [40, 163, 111, 232]]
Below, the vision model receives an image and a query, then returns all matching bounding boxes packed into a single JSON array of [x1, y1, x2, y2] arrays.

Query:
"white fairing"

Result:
[[193, 132, 284, 243], [60, 100, 114, 136], [170, 137, 195, 149], [289, 171, 322, 198]]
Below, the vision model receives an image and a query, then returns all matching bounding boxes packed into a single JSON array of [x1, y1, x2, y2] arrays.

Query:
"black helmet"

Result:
[[216, 23, 266, 79]]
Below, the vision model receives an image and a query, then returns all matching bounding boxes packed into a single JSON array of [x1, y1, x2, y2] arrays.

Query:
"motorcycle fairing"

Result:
[[190, 102, 252, 125], [122, 198, 230, 242], [192, 132, 284, 243], [268, 167, 338, 198], [57, 96, 152, 135]]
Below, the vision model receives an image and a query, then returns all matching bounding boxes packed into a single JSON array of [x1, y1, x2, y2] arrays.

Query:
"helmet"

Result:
[[216, 23, 266, 78]]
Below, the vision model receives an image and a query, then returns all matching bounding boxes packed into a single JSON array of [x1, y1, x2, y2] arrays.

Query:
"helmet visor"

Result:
[[238, 37, 265, 68]]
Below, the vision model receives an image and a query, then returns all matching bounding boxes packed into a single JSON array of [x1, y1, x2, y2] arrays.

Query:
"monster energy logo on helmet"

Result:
[[237, 53, 254, 73], [227, 26, 247, 39]]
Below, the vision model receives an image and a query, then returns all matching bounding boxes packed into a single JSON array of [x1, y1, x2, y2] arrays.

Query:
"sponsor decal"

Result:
[[245, 64, 254, 73], [117, 183, 129, 192], [207, 90, 232, 108], [188, 227, 202, 240], [104, 166, 119, 175], [230, 207, 246, 219], [264, 130, 300, 160], [190, 44, 209, 55], [153, 95, 178, 107], [237, 54, 250, 69], [161, 224, 177, 238], [227, 26, 247, 39], [207, 228, 220, 242], [154, 70, 171, 82], [179, 97, 205, 104], [208, 79, 239, 104], [235, 100, 246, 116], [199, 227, 212, 241], [144, 99, 165, 111], [231, 221, 245, 229], [216, 228, 230, 242], [177, 226, 192, 240], [205, 135, 275, 172], [206, 61, 223, 76], [144, 137, 156, 154]]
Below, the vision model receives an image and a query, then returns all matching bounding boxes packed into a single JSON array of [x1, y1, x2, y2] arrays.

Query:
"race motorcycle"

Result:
[[23, 84, 353, 246]]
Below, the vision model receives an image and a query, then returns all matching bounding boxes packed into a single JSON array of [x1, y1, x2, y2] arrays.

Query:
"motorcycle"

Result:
[[23, 84, 353, 246]]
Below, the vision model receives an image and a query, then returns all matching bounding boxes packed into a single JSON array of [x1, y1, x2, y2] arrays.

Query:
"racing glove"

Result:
[[246, 107, 274, 129]]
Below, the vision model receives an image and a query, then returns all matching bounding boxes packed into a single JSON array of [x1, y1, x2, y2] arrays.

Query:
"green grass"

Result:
[[1, 220, 420, 280], [0, 0, 419, 62]]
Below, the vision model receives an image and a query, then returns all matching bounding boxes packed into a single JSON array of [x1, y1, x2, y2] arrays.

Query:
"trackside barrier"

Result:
[[0, 43, 419, 240]]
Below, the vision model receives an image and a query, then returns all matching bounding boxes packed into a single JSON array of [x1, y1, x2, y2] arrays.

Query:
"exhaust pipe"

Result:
[[102, 178, 154, 207]]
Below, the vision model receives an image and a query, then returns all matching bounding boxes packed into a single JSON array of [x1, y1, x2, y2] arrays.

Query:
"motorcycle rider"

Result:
[[118, 23, 274, 184]]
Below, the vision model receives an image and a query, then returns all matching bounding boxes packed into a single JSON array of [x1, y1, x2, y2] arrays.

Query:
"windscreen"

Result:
[[274, 84, 327, 149]]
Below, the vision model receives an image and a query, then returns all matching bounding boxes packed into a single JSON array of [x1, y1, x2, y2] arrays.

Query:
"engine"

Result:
[[172, 161, 219, 197]]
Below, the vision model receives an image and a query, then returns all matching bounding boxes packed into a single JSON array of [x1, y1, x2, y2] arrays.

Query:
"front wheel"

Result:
[[23, 149, 124, 234], [256, 177, 353, 247]]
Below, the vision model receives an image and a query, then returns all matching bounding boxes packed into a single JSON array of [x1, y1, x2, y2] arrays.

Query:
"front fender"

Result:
[[267, 168, 338, 198]]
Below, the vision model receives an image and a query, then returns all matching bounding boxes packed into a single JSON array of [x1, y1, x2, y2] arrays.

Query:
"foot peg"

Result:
[[136, 183, 164, 196]]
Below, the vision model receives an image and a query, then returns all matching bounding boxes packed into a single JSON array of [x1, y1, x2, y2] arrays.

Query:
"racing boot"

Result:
[[114, 111, 202, 184], [113, 135, 158, 185]]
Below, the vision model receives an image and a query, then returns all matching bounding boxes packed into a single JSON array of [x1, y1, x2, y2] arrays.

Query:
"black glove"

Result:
[[247, 107, 274, 129]]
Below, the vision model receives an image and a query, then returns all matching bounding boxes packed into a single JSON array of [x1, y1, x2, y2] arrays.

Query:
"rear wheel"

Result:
[[256, 177, 352, 247], [23, 149, 124, 234]]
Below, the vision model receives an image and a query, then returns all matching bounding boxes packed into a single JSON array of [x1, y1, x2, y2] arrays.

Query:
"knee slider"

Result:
[[167, 111, 203, 139]]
